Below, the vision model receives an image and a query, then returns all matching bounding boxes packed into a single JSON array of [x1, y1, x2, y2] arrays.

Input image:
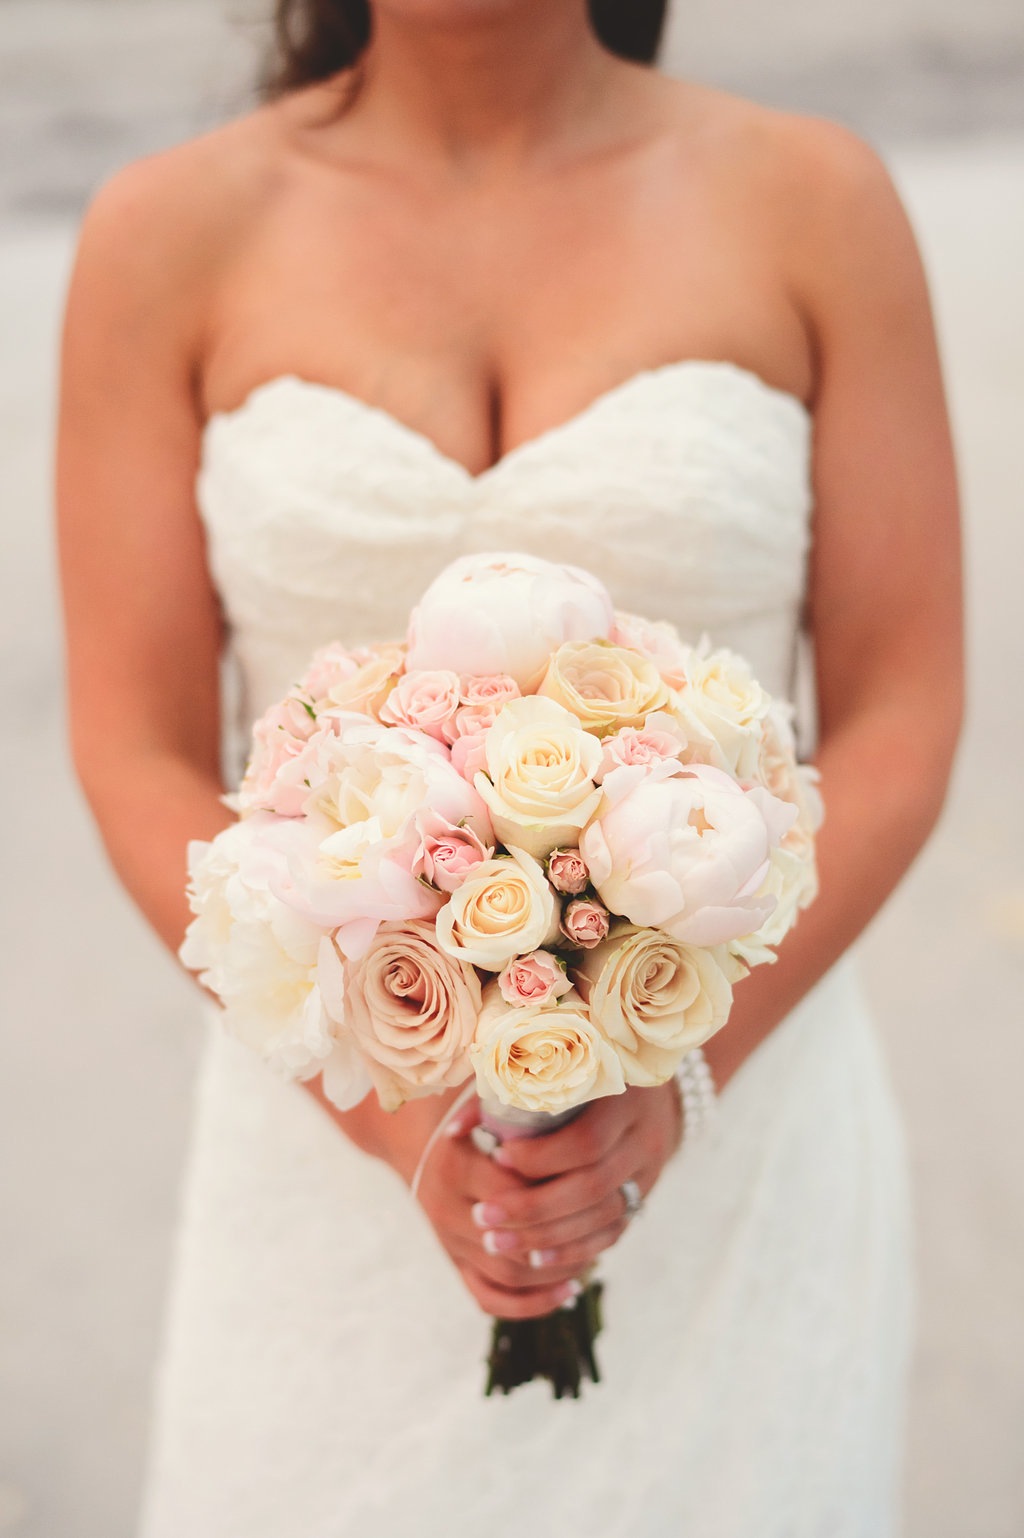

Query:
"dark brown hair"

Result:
[[261, 0, 670, 99]]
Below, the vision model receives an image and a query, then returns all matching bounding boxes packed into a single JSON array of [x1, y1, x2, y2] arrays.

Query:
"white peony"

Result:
[[406, 551, 615, 691], [580, 759, 798, 947]]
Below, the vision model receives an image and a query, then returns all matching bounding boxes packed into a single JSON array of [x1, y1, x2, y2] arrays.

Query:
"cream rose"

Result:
[[573, 924, 740, 1086], [671, 640, 771, 779], [320, 644, 406, 718], [435, 845, 559, 971], [473, 696, 603, 860], [538, 639, 670, 735], [470, 982, 625, 1112], [335, 920, 482, 1112]]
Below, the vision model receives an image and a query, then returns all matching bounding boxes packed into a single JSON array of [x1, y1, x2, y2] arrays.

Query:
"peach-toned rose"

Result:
[[560, 897, 611, 949], [546, 848, 589, 895], [337, 920, 482, 1111], [320, 644, 406, 718], [538, 639, 670, 735], [435, 845, 559, 971], [573, 924, 740, 1086], [470, 982, 625, 1112], [497, 950, 572, 1007], [473, 696, 602, 860], [379, 669, 461, 741]]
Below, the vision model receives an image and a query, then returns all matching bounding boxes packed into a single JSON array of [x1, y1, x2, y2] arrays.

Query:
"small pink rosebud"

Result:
[[547, 848, 589, 896], [497, 950, 573, 1007], [411, 809, 493, 893], [560, 898, 611, 949]]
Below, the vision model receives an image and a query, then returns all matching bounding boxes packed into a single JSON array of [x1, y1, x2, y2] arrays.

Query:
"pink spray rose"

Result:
[[411, 809, 494, 893], [546, 848, 590, 896], [560, 897, 611, 949], [595, 719, 684, 782], [497, 950, 573, 1007], [237, 696, 320, 816], [380, 669, 462, 741]]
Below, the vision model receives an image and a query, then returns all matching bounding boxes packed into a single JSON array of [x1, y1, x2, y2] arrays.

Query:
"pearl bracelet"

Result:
[[672, 1046, 717, 1145]]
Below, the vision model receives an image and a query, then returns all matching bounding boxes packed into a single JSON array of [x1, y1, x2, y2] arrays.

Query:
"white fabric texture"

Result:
[[138, 361, 913, 1537]]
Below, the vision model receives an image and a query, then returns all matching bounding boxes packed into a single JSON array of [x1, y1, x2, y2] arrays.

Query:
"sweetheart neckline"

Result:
[[202, 357, 812, 485]]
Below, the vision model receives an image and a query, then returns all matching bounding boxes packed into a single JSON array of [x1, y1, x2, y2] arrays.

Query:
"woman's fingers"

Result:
[[456, 1262, 583, 1320], [474, 1179, 645, 1258], [470, 1141, 639, 1232], [492, 1093, 640, 1180]]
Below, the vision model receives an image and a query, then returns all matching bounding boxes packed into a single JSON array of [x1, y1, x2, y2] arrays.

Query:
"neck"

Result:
[[337, 0, 629, 174]]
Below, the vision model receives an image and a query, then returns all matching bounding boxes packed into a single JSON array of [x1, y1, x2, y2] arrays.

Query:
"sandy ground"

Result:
[[1, 5, 1023, 1536]]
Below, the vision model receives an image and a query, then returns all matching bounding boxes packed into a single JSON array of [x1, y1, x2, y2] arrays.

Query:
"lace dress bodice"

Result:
[[196, 361, 813, 750]]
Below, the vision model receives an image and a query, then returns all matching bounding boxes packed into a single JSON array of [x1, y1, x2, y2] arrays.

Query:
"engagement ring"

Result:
[[619, 1179, 644, 1220]]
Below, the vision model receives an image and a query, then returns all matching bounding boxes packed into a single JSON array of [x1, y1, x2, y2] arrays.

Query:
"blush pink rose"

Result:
[[546, 848, 589, 896], [238, 696, 320, 816], [411, 809, 494, 893], [380, 669, 461, 741], [609, 610, 692, 688], [498, 950, 573, 1007], [460, 674, 521, 709], [560, 897, 611, 949], [595, 721, 684, 782]]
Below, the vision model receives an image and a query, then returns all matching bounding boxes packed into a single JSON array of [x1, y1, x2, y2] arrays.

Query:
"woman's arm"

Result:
[[704, 119, 964, 1090], [491, 121, 964, 1249], [56, 150, 572, 1319]]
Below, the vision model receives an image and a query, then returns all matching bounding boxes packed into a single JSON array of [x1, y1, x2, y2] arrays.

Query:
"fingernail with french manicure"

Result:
[[471, 1201, 507, 1228], [482, 1230, 518, 1255], [529, 1249, 557, 1269]]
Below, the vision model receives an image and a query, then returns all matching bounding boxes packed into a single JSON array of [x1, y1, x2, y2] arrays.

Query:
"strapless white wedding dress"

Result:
[[138, 361, 912, 1538]]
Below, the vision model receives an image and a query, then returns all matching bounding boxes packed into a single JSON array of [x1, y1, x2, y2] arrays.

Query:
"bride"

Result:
[[56, 0, 963, 1532]]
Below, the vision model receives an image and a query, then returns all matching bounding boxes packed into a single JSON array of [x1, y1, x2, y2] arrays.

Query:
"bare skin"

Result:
[[56, 0, 964, 1321]]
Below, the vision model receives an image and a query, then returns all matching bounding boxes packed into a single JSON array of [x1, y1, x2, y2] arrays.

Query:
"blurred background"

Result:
[[1, 1, 1022, 1533]]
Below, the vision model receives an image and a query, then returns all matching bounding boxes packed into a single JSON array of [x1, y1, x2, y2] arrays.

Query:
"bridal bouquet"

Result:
[[180, 551, 822, 1395]]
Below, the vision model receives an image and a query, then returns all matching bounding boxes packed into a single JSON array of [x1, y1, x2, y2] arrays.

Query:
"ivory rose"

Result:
[[406, 551, 615, 690], [435, 845, 559, 971], [580, 759, 798, 946], [573, 924, 741, 1086], [470, 982, 626, 1113], [473, 695, 603, 860], [379, 669, 461, 740], [538, 639, 670, 734], [672, 640, 772, 779], [328, 919, 482, 1112], [497, 950, 572, 1007]]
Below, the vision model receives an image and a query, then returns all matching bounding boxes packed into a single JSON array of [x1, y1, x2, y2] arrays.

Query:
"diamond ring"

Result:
[[619, 1178, 644, 1220]]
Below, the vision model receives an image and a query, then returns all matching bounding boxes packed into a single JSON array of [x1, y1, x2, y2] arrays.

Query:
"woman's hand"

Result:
[[424, 1083, 683, 1314]]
